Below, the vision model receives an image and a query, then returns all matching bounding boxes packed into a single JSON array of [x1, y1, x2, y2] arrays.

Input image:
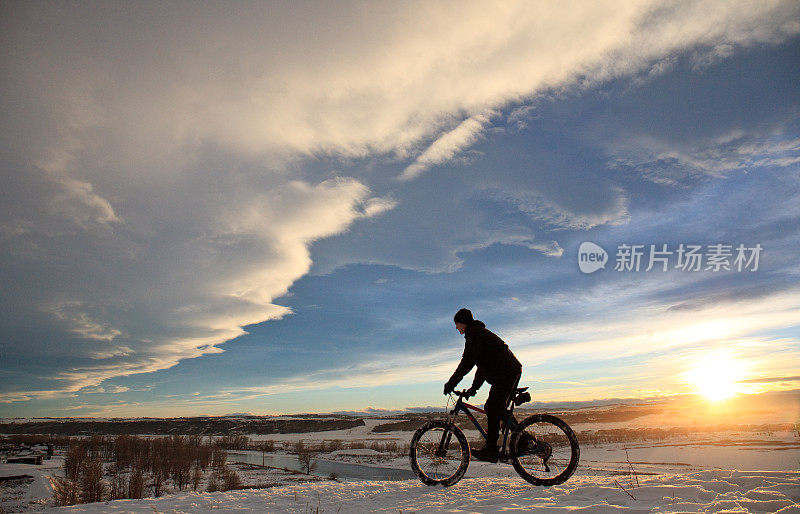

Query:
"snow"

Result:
[[40, 470, 800, 513], [0, 459, 58, 512], [5, 439, 796, 513], [4, 399, 799, 512]]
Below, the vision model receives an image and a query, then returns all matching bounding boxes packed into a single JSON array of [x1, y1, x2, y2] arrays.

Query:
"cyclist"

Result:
[[443, 308, 522, 463]]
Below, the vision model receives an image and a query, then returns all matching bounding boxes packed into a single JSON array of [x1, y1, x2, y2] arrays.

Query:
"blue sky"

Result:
[[1, 1, 799, 417]]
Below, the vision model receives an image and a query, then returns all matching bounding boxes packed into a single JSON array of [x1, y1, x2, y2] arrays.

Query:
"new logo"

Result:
[[578, 242, 608, 274]]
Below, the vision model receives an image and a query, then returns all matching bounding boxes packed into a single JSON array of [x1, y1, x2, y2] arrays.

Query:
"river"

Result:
[[229, 451, 416, 481]]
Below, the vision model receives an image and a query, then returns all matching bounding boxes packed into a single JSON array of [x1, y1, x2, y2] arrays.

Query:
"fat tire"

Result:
[[409, 420, 470, 487], [510, 414, 579, 486]]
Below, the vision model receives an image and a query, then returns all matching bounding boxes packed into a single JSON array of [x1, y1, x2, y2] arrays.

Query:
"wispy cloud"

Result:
[[737, 375, 800, 384], [608, 132, 800, 185], [181, 287, 800, 405], [399, 111, 495, 181]]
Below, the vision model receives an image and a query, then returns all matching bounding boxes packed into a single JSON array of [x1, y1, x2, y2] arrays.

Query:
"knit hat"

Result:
[[453, 308, 473, 324]]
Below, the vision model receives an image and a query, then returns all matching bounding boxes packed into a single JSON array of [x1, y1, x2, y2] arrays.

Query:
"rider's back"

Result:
[[463, 320, 521, 384]]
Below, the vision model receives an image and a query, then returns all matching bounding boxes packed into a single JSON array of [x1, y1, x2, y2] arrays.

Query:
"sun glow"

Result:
[[685, 353, 748, 402]]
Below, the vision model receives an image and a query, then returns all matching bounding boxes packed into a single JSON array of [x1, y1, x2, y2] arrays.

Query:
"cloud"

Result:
[[608, 131, 800, 185], [47, 301, 123, 343], [1, 0, 799, 403], [193, 286, 800, 406], [507, 188, 631, 231], [736, 375, 800, 384], [2, 169, 390, 398], [400, 111, 495, 181], [526, 240, 564, 258], [6, 2, 796, 162]]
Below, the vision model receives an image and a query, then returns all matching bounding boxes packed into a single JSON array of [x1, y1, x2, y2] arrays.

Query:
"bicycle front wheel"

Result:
[[510, 414, 579, 486], [409, 420, 470, 486]]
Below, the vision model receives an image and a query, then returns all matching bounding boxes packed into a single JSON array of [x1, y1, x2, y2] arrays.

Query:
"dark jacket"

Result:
[[447, 320, 522, 391]]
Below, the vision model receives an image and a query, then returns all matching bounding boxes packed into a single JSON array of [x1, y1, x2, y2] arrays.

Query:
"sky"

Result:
[[1, 1, 799, 417]]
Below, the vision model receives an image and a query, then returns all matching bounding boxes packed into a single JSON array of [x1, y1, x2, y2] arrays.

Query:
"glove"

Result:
[[443, 381, 455, 395], [464, 387, 478, 399]]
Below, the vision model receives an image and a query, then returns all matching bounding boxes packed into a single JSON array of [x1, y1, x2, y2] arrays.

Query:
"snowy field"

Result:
[[3, 432, 798, 513], [39, 470, 800, 513], [3, 395, 799, 512]]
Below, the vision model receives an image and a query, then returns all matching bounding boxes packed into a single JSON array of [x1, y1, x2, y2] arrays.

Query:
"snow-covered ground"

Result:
[[0, 458, 58, 512], [41, 470, 800, 513], [3, 435, 798, 513], [3, 404, 799, 512]]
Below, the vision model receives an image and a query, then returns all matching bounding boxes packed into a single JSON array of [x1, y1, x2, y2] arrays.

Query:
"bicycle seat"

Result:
[[513, 389, 531, 406]]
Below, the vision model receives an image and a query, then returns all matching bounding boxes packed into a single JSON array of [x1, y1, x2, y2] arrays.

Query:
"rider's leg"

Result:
[[483, 376, 518, 451]]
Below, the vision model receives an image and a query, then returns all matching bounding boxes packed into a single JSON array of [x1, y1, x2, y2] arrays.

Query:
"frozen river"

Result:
[[229, 451, 416, 481]]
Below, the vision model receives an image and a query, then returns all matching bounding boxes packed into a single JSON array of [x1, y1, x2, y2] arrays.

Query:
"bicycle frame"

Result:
[[449, 394, 488, 439], [444, 392, 521, 456]]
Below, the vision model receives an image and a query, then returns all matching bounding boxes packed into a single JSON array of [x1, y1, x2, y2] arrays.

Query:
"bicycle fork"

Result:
[[436, 429, 453, 457]]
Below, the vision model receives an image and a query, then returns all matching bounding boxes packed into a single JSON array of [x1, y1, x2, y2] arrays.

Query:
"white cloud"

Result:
[[47, 301, 123, 343], [609, 132, 800, 185], [507, 188, 631, 231], [400, 111, 495, 180], [526, 240, 564, 258], [1, 0, 798, 401]]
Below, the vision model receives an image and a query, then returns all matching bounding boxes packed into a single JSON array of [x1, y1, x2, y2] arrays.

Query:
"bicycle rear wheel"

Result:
[[409, 420, 470, 486], [510, 414, 579, 486]]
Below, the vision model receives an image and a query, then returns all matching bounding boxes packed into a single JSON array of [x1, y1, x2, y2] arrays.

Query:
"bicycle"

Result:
[[409, 387, 580, 487]]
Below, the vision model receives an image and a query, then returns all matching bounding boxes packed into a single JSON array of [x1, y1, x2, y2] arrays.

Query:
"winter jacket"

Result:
[[446, 320, 522, 391]]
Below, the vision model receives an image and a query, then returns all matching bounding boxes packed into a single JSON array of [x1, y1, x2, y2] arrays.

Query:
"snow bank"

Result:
[[45, 470, 799, 513]]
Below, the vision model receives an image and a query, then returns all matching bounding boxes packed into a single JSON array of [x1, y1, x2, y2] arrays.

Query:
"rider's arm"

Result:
[[469, 368, 486, 392], [445, 350, 476, 392]]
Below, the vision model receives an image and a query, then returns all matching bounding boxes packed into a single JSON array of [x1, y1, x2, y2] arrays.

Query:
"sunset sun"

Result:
[[685, 354, 748, 402]]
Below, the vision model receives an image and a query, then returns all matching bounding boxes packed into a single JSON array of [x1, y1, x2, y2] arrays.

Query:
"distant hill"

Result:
[[0, 416, 364, 436]]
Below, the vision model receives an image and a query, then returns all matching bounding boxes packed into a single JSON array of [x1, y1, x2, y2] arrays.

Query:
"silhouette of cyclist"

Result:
[[444, 308, 522, 462]]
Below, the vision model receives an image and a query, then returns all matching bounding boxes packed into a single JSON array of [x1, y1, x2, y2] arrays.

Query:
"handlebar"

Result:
[[450, 389, 472, 398]]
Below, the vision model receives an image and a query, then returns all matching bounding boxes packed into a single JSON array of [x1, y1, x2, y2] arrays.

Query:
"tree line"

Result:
[[53, 434, 246, 506]]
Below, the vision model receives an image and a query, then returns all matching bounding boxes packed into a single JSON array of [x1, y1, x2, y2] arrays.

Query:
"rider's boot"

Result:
[[471, 444, 499, 463]]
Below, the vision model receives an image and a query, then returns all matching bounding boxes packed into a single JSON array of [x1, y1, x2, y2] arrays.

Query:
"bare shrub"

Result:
[[64, 443, 88, 482], [191, 465, 203, 492], [368, 440, 400, 454], [324, 439, 343, 452], [222, 466, 243, 491], [108, 465, 127, 500], [170, 436, 193, 491], [217, 435, 250, 450], [80, 459, 106, 504], [206, 466, 242, 492], [150, 462, 166, 497], [195, 439, 212, 471], [52, 477, 80, 506], [211, 443, 228, 470], [128, 468, 144, 499], [297, 447, 317, 475], [57, 434, 224, 502], [347, 440, 367, 450], [206, 473, 220, 493]]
